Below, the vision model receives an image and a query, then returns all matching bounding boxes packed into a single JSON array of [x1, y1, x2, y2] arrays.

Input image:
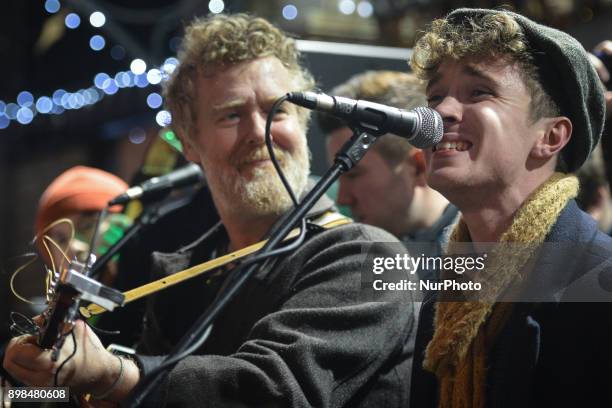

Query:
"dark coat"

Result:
[[410, 200, 612, 407], [134, 195, 416, 408], [97, 185, 219, 347]]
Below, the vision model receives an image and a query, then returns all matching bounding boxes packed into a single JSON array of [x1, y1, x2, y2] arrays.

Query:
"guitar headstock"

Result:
[[38, 255, 125, 360], [39, 258, 90, 360]]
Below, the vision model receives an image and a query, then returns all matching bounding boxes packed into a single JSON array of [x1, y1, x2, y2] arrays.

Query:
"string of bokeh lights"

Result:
[[0, 0, 182, 130], [0, 0, 374, 130]]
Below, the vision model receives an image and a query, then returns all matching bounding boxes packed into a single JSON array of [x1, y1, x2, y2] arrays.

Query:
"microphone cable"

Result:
[[265, 94, 299, 208]]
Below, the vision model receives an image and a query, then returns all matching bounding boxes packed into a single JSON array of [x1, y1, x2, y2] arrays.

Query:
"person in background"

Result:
[[319, 71, 458, 266], [0, 165, 130, 391], [589, 40, 612, 197], [34, 165, 131, 284], [576, 144, 612, 234]]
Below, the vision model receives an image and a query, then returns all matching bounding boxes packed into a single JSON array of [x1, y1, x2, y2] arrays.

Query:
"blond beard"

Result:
[[205, 143, 310, 219]]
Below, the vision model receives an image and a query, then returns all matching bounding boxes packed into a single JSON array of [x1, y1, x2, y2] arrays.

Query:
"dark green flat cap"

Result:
[[446, 8, 606, 172]]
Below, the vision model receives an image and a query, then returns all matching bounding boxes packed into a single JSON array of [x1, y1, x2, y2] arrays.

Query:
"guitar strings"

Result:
[[9, 218, 74, 305], [8, 311, 39, 337], [36, 217, 75, 296]]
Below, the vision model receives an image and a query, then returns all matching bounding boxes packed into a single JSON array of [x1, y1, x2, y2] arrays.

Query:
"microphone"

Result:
[[108, 163, 204, 206], [287, 91, 443, 148]]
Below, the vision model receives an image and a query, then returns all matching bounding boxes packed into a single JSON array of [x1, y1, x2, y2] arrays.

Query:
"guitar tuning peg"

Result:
[[87, 253, 97, 268]]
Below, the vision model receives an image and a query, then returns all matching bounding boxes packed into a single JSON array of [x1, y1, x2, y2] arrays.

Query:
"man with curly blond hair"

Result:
[[408, 8, 612, 408], [4, 13, 415, 407]]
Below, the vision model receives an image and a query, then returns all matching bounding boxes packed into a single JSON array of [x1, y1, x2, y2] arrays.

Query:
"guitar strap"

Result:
[[81, 211, 352, 318]]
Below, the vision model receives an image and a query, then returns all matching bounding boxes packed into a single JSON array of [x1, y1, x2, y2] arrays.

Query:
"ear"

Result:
[[407, 149, 428, 187], [530, 116, 572, 160]]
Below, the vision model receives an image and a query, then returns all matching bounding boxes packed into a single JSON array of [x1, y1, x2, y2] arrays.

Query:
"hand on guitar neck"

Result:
[[2, 319, 140, 405]]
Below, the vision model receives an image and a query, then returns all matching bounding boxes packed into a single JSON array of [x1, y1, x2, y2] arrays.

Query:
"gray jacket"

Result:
[[134, 194, 415, 407]]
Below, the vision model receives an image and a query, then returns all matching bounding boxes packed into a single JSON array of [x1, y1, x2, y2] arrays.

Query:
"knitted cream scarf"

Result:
[[423, 172, 579, 408]]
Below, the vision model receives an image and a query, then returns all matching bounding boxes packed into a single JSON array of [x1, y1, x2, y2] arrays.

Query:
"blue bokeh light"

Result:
[[67, 94, 78, 109], [101, 78, 113, 90], [339, 0, 356, 14], [123, 72, 135, 87], [89, 35, 105, 51], [6, 103, 19, 119], [16, 107, 34, 125], [60, 93, 71, 109], [125, 72, 136, 87], [52, 105, 65, 115], [44, 0, 61, 14], [129, 127, 147, 144], [81, 90, 92, 104], [94, 73, 110, 89], [65, 13, 81, 29], [357, 1, 374, 17], [36, 97, 53, 114], [146, 93, 163, 109], [89, 88, 101, 104], [0, 114, 9, 129], [52, 89, 67, 104], [17, 91, 34, 107], [68, 93, 84, 109], [162, 57, 179, 75], [75, 93, 85, 108], [114, 72, 127, 88], [103, 81, 118, 95], [122, 72, 134, 87], [282, 4, 298, 20], [135, 73, 149, 88]]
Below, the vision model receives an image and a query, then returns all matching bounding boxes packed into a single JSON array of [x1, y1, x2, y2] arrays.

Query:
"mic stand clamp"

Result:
[[336, 126, 378, 170]]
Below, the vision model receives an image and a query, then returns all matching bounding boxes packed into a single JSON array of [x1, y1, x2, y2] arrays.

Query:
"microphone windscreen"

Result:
[[408, 107, 443, 149]]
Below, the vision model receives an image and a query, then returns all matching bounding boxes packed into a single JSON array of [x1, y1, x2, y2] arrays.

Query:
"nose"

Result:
[[434, 95, 463, 126], [244, 111, 267, 145]]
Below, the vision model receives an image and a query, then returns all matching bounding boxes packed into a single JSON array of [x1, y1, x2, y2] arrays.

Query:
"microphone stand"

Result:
[[125, 127, 379, 407]]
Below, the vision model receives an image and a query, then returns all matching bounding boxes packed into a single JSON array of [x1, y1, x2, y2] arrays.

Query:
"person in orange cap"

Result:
[[34, 166, 129, 280]]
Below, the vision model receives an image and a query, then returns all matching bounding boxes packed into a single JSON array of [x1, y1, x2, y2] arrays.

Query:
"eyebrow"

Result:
[[211, 95, 289, 111], [212, 98, 247, 111], [426, 63, 497, 93], [463, 64, 497, 84], [265, 95, 287, 106]]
